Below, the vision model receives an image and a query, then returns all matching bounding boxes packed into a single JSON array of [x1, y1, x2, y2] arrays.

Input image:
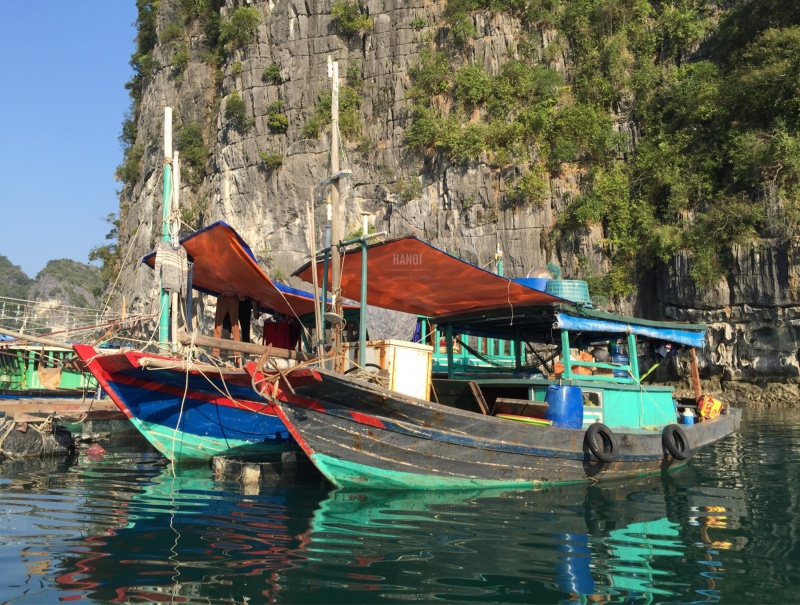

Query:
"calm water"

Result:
[[0, 409, 798, 604]]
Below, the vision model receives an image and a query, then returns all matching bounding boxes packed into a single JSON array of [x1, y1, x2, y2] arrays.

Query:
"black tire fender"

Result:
[[585, 423, 618, 463], [663, 424, 691, 460], [344, 363, 382, 375]]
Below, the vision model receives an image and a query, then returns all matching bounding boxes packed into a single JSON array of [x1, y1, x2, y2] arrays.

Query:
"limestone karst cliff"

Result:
[[113, 0, 800, 404]]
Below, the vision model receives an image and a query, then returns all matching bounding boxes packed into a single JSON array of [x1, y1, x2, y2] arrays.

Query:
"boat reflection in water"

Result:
[[279, 471, 747, 603], [54, 463, 324, 604], [50, 461, 747, 604]]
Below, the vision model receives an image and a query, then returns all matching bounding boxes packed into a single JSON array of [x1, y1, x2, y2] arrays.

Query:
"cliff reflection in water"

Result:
[[13, 410, 800, 603], [45, 457, 750, 604]]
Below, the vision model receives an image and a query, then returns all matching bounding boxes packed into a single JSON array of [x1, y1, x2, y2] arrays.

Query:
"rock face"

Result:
[[117, 0, 800, 403], [662, 243, 800, 392], [28, 259, 101, 310]]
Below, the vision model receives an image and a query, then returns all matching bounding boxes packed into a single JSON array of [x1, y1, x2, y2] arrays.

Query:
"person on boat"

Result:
[[213, 295, 241, 344]]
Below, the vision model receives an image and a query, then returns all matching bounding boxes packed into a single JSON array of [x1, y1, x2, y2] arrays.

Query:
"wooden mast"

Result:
[[690, 348, 703, 401], [327, 57, 345, 367]]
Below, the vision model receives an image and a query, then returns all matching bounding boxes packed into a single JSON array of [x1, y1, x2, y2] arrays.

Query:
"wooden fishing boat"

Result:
[[251, 236, 741, 490], [0, 338, 96, 400], [74, 221, 321, 463], [75, 103, 358, 465], [73, 344, 290, 462]]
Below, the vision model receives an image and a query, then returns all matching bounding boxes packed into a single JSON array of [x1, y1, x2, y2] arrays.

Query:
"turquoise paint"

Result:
[[600, 388, 676, 429], [311, 453, 674, 490], [158, 162, 172, 350], [312, 453, 542, 490], [626, 332, 640, 380], [528, 380, 675, 430], [446, 324, 454, 380], [425, 319, 517, 374], [134, 418, 286, 463], [560, 330, 572, 379], [1, 348, 97, 392]]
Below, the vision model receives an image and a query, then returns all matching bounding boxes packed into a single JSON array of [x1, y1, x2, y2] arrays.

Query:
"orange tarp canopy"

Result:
[[294, 236, 565, 318], [143, 222, 319, 318]]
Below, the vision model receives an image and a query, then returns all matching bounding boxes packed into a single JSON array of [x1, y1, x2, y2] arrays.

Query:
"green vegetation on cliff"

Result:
[[111, 0, 800, 303], [0, 255, 101, 309], [0, 256, 33, 300], [32, 260, 101, 309], [409, 0, 800, 295], [88, 213, 121, 301]]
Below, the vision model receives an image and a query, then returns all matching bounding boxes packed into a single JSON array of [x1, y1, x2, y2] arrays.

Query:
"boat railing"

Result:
[[441, 357, 635, 384], [565, 359, 636, 384]]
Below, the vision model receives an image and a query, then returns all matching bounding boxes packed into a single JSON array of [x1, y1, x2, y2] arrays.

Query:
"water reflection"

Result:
[[278, 473, 748, 604], [3, 413, 788, 604], [51, 461, 323, 603]]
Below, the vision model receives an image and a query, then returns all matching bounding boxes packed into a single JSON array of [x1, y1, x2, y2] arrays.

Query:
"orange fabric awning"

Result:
[[294, 236, 565, 318], [144, 222, 320, 318]]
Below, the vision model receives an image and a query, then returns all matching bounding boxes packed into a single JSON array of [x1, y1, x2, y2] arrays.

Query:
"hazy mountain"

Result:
[[0, 255, 101, 309], [0, 255, 33, 300], [28, 259, 101, 309]]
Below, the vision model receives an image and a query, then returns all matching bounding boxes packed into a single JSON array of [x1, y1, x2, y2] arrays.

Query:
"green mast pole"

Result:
[[158, 107, 173, 353], [358, 213, 370, 367], [495, 245, 503, 277]]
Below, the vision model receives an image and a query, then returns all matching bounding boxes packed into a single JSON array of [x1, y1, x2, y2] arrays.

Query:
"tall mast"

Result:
[[327, 57, 344, 356], [170, 150, 180, 354], [158, 107, 173, 353]]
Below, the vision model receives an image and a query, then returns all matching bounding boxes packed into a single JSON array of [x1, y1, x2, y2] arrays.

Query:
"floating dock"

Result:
[[0, 396, 148, 452]]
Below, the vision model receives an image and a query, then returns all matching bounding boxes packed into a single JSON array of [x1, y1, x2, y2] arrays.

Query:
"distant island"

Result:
[[0, 255, 101, 309]]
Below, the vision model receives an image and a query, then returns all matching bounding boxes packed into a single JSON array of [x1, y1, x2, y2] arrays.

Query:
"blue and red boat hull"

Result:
[[74, 345, 292, 463]]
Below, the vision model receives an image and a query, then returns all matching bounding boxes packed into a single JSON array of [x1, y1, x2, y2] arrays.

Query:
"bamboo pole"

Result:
[[180, 331, 311, 361], [307, 201, 323, 356], [137, 356, 249, 376], [690, 347, 703, 401], [0, 327, 72, 349], [327, 57, 343, 361]]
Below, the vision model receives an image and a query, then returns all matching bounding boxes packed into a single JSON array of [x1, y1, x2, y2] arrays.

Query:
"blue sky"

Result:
[[0, 2, 138, 278]]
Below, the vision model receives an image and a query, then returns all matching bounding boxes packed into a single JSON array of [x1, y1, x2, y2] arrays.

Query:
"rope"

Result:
[[250, 349, 337, 399], [170, 348, 192, 465], [100, 218, 143, 320], [506, 278, 514, 326], [0, 419, 16, 452], [0, 414, 59, 457], [342, 358, 390, 389]]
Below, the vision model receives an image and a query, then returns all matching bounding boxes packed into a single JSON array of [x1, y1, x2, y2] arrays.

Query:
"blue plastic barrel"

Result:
[[612, 353, 629, 378], [544, 385, 584, 429]]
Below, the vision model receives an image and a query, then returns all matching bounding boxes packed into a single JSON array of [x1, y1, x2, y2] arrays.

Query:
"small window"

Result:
[[582, 390, 603, 407]]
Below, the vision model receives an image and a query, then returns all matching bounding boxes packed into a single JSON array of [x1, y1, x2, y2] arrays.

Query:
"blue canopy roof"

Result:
[[437, 304, 705, 348], [555, 311, 705, 348]]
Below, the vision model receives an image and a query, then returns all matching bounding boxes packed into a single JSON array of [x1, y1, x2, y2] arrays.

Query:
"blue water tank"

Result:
[[544, 385, 584, 429], [612, 353, 629, 378]]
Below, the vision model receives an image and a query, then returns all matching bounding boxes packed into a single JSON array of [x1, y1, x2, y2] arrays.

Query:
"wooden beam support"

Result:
[[0, 327, 72, 349], [137, 356, 250, 375], [179, 331, 311, 361], [690, 347, 703, 401]]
